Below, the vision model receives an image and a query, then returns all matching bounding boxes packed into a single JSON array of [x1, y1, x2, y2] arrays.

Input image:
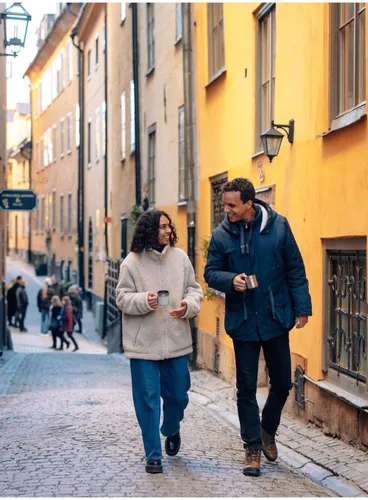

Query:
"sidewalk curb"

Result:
[[189, 390, 364, 497]]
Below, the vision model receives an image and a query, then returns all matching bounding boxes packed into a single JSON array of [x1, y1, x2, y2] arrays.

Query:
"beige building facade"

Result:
[[7, 103, 31, 260], [25, 4, 81, 279]]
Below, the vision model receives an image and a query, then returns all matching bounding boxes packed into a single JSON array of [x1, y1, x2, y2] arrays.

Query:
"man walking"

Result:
[[204, 178, 312, 477]]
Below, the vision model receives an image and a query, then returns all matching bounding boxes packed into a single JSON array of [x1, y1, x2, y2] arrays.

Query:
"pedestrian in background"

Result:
[[204, 177, 312, 477], [51, 274, 65, 299], [49, 295, 63, 349], [68, 285, 83, 333], [6, 275, 22, 327], [59, 296, 79, 352], [116, 209, 203, 474], [16, 280, 29, 333], [37, 278, 54, 334]]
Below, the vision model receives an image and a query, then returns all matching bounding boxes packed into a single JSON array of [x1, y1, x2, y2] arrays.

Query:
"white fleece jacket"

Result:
[[115, 245, 203, 360]]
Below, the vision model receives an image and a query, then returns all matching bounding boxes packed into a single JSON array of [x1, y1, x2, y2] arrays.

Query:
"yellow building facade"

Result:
[[193, 2, 368, 446]]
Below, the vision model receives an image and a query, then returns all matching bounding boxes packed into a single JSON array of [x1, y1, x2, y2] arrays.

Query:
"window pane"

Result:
[[357, 8, 366, 104]]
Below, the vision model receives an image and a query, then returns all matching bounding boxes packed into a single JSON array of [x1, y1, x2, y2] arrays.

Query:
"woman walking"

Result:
[[59, 296, 79, 352], [37, 278, 54, 334], [116, 210, 203, 474], [16, 280, 29, 332], [49, 295, 64, 349]]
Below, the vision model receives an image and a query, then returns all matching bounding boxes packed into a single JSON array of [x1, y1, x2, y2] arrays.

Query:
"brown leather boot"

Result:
[[261, 428, 278, 461], [243, 448, 261, 477]]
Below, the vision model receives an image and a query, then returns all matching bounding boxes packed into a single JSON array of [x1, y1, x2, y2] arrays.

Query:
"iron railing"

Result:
[[105, 257, 122, 337], [327, 250, 367, 383]]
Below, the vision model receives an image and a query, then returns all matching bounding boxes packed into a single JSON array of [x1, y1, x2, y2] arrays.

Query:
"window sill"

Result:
[[60, 154, 64, 159], [87, 75, 92, 82], [317, 102, 366, 138], [146, 67, 155, 78], [303, 375, 368, 413], [68, 234, 72, 239], [95, 63, 99, 71], [60, 234, 64, 238], [96, 157, 100, 163], [121, 156, 126, 163], [120, 18, 126, 26], [206, 67, 226, 89], [130, 149, 135, 156], [177, 199, 187, 206], [88, 163, 92, 169], [250, 149, 264, 160], [67, 150, 72, 155], [174, 37, 182, 47]]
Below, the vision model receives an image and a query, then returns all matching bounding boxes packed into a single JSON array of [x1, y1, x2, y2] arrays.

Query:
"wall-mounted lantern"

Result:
[[260, 119, 295, 163], [0, 2, 31, 58]]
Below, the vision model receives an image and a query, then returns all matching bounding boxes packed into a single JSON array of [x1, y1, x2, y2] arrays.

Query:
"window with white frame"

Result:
[[36, 142, 39, 171], [176, 3, 182, 42], [75, 103, 80, 147], [67, 193, 72, 237], [95, 34, 99, 67], [146, 4, 155, 71], [120, 91, 126, 160], [102, 24, 106, 52], [60, 194, 64, 236], [52, 189, 56, 230], [102, 100, 106, 157], [40, 137, 44, 169], [60, 118, 65, 156], [43, 133, 48, 167], [41, 196, 45, 232], [51, 59, 57, 100], [87, 48, 91, 78], [67, 113, 72, 153], [130, 80, 135, 153], [148, 124, 156, 205], [52, 125, 57, 161], [60, 49, 65, 90], [67, 40, 73, 82], [121, 1, 126, 22], [88, 119, 92, 166], [95, 107, 101, 160], [47, 128, 53, 165], [256, 4, 276, 152], [330, 3, 366, 128], [178, 106, 185, 201]]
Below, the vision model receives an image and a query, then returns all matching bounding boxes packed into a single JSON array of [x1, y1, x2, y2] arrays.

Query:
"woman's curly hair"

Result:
[[130, 210, 178, 253]]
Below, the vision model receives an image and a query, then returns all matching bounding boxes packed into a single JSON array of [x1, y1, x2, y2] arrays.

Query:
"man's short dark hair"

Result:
[[16, 275, 22, 280], [222, 178, 256, 204]]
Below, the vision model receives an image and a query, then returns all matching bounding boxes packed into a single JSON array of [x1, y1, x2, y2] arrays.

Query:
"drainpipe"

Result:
[[71, 29, 85, 291], [132, 3, 141, 206], [102, 3, 109, 340], [182, 3, 198, 368]]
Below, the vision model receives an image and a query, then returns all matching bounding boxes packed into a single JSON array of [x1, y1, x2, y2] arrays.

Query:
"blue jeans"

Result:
[[130, 355, 191, 461], [41, 308, 50, 334], [233, 333, 292, 450]]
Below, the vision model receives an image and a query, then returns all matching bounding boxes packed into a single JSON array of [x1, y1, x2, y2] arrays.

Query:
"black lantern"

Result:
[[0, 2, 31, 58], [260, 119, 294, 163]]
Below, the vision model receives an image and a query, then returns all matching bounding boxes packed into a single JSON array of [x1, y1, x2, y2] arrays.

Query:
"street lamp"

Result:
[[260, 119, 295, 163], [0, 2, 31, 58]]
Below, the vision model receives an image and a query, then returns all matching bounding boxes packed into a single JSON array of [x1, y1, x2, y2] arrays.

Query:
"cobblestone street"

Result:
[[0, 259, 364, 497]]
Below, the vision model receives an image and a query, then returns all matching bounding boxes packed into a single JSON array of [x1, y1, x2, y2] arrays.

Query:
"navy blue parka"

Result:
[[204, 199, 312, 342]]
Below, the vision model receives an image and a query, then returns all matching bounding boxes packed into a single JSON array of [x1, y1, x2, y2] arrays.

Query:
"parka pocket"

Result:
[[268, 285, 295, 331], [133, 317, 147, 346]]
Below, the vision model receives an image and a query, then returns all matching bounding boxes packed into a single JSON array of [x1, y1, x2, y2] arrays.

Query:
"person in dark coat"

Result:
[[68, 285, 83, 333], [16, 280, 29, 332], [6, 276, 22, 326], [51, 275, 65, 299], [49, 295, 64, 349], [59, 296, 79, 352], [37, 278, 55, 334], [204, 178, 312, 477]]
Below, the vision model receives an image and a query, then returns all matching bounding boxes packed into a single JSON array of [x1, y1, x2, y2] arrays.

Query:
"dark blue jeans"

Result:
[[130, 355, 191, 461], [233, 333, 292, 450]]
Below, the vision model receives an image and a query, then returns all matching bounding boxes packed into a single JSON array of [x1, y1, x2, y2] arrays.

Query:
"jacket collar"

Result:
[[145, 244, 170, 261]]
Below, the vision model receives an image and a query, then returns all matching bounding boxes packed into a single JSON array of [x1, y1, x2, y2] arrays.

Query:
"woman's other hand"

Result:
[[170, 301, 187, 319]]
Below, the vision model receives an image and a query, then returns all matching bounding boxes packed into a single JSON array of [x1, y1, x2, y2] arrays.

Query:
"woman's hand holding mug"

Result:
[[148, 292, 158, 310]]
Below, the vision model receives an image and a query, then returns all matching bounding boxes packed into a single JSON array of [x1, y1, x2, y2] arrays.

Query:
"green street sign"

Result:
[[0, 189, 38, 212]]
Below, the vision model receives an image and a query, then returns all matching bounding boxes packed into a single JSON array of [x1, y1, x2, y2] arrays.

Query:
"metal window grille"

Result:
[[88, 218, 93, 289], [106, 258, 122, 334], [327, 249, 367, 383], [211, 173, 228, 232]]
